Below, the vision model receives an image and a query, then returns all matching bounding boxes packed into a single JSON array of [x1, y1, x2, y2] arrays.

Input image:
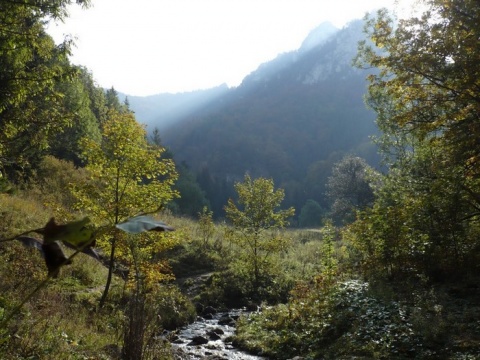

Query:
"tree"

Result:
[[72, 108, 178, 307], [326, 155, 375, 224], [298, 199, 324, 228], [0, 0, 90, 178], [198, 206, 215, 248], [150, 128, 163, 148], [225, 174, 295, 297], [149, 127, 174, 160], [105, 86, 127, 112], [49, 66, 102, 164], [348, 135, 478, 280], [170, 163, 209, 217], [356, 0, 480, 211], [349, 0, 480, 280], [79, 66, 108, 126]]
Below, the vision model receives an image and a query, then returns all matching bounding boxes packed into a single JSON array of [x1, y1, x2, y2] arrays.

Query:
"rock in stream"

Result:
[[169, 309, 265, 359]]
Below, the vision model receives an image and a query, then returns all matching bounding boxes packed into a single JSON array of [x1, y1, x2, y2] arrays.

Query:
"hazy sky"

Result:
[[47, 0, 416, 96]]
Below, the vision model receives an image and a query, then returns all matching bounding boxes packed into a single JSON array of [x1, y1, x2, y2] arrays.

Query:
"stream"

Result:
[[169, 309, 266, 359]]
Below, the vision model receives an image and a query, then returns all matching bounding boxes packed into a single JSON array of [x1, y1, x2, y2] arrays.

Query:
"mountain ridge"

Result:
[[123, 21, 343, 131]]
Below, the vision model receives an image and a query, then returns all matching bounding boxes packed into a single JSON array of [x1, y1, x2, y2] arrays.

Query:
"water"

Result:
[[169, 309, 266, 359]]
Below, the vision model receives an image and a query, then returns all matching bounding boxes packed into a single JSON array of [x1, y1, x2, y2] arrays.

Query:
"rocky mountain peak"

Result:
[[298, 21, 339, 54]]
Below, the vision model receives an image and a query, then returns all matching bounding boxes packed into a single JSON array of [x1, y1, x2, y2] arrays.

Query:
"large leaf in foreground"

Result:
[[42, 217, 94, 248], [115, 216, 174, 234]]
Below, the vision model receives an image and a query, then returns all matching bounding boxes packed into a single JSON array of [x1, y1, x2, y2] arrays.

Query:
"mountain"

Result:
[[128, 19, 379, 219], [299, 21, 339, 53], [119, 84, 229, 131], [124, 21, 340, 133]]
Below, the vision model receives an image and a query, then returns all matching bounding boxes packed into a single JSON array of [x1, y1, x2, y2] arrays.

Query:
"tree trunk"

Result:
[[99, 236, 116, 308]]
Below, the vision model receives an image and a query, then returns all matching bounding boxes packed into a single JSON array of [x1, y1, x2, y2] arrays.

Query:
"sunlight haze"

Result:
[[47, 0, 417, 96]]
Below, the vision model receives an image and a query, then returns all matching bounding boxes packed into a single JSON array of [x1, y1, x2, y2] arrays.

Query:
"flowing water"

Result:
[[169, 309, 266, 359]]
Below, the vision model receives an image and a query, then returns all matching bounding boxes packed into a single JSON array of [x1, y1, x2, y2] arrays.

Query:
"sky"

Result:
[[47, 0, 417, 96]]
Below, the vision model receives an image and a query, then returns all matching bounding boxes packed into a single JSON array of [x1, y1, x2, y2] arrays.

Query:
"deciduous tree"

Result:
[[298, 199, 324, 228], [326, 155, 375, 224], [225, 174, 294, 297], [356, 0, 480, 209], [73, 108, 178, 306], [350, 0, 480, 280], [0, 0, 90, 177]]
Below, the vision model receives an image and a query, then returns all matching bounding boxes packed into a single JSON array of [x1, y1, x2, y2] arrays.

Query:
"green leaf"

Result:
[[115, 216, 174, 234], [43, 217, 93, 248]]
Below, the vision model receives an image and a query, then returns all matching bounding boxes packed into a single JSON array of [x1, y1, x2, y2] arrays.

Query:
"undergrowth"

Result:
[[0, 192, 195, 359], [234, 277, 480, 359], [3, 181, 480, 359]]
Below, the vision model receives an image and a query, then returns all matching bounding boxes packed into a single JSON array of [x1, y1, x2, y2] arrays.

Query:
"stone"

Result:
[[218, 315, 235, 326], [207, 331, 221, 340], [187, 335, 209, 346], [212, 328, 224, 335], [203, 306, 217, 315]]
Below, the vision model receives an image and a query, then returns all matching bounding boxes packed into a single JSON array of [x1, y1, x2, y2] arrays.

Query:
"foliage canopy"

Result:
[[351, 0, 480, 280], [0, 0, 90, 176]]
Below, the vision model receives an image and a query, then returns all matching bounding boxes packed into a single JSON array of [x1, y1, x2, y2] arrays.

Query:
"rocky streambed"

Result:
[[169, 308, 265, 360]]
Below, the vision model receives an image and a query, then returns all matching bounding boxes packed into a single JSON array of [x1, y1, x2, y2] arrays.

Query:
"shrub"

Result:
[[0, 193, 50, 239], [235, 279, 425, 359], [156, 285, 196, 330]]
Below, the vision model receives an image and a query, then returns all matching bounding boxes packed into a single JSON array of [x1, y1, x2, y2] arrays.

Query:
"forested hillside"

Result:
[[156, 19, 380, 219]]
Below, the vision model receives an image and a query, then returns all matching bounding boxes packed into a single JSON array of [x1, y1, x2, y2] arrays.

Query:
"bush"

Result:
[[0, 193, 50, 239], [30, 155, 89, 216], [298, 199, 324, 228], [155, 284, 196, 330], [234, 279, 425, 359]]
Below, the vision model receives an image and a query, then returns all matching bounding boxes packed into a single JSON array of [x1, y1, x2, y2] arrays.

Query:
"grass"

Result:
[[0, 244, 123, 359], [0, 193, 193, 359]]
